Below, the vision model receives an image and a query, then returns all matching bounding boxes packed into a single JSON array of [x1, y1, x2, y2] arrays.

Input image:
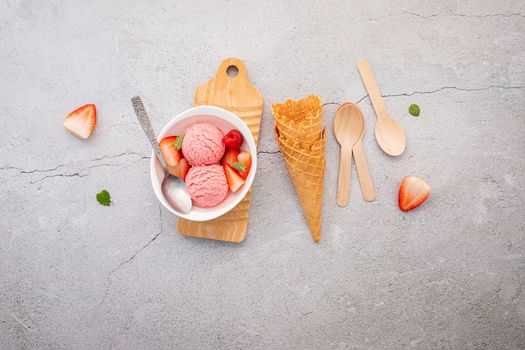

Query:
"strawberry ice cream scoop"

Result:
[[182, 122, 225, 166], [185, 164, 228, 208]]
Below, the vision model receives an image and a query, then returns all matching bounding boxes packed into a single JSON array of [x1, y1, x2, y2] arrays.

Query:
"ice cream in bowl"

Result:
[[150, 105, 257, 221]]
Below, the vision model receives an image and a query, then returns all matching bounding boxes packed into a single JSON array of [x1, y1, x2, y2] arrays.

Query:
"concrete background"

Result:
[[1, 0, 524, 349]]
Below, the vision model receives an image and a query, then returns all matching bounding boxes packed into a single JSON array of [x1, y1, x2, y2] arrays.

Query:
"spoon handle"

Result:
[[131, 96, 168, 171], [353, 141, 375, 202], [336, 144, 353, 207], [357, 60, 388, 120]]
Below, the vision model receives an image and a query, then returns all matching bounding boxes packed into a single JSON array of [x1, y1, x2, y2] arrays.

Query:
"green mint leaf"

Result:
[[96, 189, 111, 206], [174, 135, 184, 150], [231, 162, 246, 172], [409, 104, 420, 117]]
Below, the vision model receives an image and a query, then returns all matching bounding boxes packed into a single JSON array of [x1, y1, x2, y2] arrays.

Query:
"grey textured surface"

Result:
[[1, 0, 524, 349]]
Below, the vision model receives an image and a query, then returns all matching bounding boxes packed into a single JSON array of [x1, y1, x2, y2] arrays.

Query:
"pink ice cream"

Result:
[[182, 122, 225, 166], [185, 164, 228, 208]]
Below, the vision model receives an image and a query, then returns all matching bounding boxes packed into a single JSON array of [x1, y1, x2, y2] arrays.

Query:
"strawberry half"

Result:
[[234, 151, 252, 179], [63, 104, 96, 139], [398, 176, 431, 212], [224, 163, 245, 192], [171, 158, 191, 181], [222, 147, 239, 166], [159, 136, 183, 167]]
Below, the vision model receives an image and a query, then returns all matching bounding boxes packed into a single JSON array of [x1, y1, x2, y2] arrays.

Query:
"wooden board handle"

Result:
[[353, 141, 375, 202], [357, 60, 388, 120], [215, 57, 248, 85], [336, 144, 353, 207], [215, 58, 248, 79]]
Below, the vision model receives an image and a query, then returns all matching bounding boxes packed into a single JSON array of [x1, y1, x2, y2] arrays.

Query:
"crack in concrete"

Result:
[[21, 160, 151, 191], [370, 12, 525, 21], [1, 152, 150, 185], [29, 162, 131, 185], [88, 152, 146, 163], [380, 84, 525, 97], [315, 85, 524, 109], [113, 156, 151, 173], [404, 12, 525, 19], [97, 203, 163, 309], [0, 164, 65, 175], [355, 95, 368, 104], [353, 85, 525, 104], [322, 102, 341, 107], [257, 150, 281, 155], [0, 151, 148, 177], [30, 172, 87, 184]]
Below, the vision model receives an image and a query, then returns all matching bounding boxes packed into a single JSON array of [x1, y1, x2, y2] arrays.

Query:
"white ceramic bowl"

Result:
[[150, 105, 257, 221]]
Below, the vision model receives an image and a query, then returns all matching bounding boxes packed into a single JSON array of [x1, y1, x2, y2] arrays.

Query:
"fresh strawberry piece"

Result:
[[223, 129, 243, 149], [224, 163, 245, 192], [159, 136, 183, 167], [235, 151, 252, 179], [398, 176, 431, 212], [171, 158, 191, 181], [63, 104, 96, 139], [221, 147, 239, 166]]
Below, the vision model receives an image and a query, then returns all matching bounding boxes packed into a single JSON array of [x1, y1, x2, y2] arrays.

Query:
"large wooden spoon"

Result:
[[334, 103, 363, 207], [357, 60, 406, 156]]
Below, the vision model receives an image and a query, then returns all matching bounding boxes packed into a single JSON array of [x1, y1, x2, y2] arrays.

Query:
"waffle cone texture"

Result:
[[272, 95, 325, 243]]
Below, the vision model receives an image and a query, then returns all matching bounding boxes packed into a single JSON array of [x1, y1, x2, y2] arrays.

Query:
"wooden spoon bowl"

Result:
[[375, 113, 406, 156], [334, 103, 364, 206]]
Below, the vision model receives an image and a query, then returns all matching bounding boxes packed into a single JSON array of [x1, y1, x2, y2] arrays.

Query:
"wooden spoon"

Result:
[[334, 103, 363, 207], [351, 104, 376, 202], [357, 60, 406, 156]]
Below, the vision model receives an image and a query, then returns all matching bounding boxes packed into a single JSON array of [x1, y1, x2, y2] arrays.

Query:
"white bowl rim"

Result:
[[149, 105, 257, 221]]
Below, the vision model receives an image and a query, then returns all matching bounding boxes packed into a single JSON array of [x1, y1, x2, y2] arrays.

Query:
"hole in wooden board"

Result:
[[226, 65, 239, 78]]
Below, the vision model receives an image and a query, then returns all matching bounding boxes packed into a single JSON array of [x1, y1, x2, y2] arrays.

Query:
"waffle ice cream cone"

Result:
[[272, 95, 326, 243]]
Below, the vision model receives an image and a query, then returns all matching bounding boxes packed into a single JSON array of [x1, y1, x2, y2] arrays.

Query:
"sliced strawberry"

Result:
[[224, 163, 245, 192], [221, 147, 239, 166], [170, 158, 191, 180], [159, 136, 183, 167], [234, 151, 252, 179], [223, 129, 243, 149], [398, 176, 431, 212], [63, 104, 96, 139]]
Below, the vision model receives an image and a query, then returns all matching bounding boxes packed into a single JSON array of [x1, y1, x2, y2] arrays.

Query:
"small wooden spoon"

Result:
[[351, 105, 376, 202], [334, 103, 363, 207], [357, 60, 406, 156]]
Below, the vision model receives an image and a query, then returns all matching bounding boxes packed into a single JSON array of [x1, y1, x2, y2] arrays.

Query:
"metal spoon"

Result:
[[334, 103, 363, 207], [131, 96, 192, 214], [357, 60, 406, 156]]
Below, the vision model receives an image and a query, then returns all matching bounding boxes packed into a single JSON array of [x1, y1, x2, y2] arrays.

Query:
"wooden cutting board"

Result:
[[176, 58, 263, 242]]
